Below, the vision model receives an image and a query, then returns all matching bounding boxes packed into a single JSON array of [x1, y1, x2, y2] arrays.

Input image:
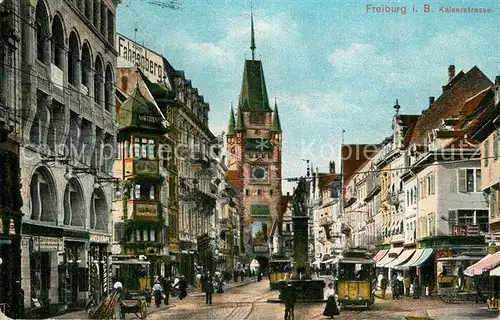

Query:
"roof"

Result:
[[226, 170, 242, 190], [235, 106, 245, 131], [341, 144, 379, 185], [318, 173, 341, 191], [227, 107, 236, 137], [271, 103, 282, 133], [140, 69, 176, 101], [238, 60, 272, 112], [409, 66, 493, 146], [117, 86, 168, 134]]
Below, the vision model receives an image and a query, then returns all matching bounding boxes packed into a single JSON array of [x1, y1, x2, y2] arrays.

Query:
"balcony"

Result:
[[124, 159, 159, 177], [127, 200, 160, 221], [190, 152, 210, 170]]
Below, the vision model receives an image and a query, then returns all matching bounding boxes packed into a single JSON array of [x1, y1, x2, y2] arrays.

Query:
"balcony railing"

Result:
[[127, 200, 160, 221]]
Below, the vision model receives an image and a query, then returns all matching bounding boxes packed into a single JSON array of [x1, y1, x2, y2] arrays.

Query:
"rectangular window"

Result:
[[257, 189, 262, 196], [494, 133, 499, 160], [148, 139, 155, 159], [245, 189, 250, 196], [150, 229, 155, 242], [492, 191, 498, 219], [134, 138, 141, 158], [143, 229, 148, 242], [136, 230, 141, 242], [458, 168, 481, 193]]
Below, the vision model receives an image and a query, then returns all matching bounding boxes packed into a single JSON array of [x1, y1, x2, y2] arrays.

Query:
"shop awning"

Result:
[[408, 248, 433, 267], [384, 249, 416, 269], [465, 251, 500, 276], [376, 247, 403, 268], [373, 250, 388, 263], [395, 249, 424, 270]]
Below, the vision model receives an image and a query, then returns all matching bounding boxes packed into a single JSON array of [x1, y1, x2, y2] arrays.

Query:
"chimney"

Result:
[[329, 161, 335, 173], [448, 65, 455, 82], [429, 96, 435, 107]]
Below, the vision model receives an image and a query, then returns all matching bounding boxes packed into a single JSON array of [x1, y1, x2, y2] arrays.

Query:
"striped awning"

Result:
[[408, 248, 433, 267], [384, 249, 416, 269], [465, 251, 500, 276], [395, 249, 424, 270], [373, 250, 388, 263], [376, 247, 403, 268]]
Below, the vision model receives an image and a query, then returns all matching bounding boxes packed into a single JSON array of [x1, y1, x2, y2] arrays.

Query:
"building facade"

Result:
[[226, 14, 282, 268], [17, 0, 119, 315]]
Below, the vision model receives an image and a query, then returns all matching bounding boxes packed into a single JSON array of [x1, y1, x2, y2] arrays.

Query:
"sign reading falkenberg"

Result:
[[116, 33, 166, 83]]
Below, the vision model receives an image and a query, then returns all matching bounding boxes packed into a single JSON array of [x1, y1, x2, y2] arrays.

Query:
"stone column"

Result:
[[292, 215, 310, 279], [93, 0, 100, 31]]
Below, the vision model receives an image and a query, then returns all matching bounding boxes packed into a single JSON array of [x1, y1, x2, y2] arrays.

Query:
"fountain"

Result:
[[277, 177, 325, 301]]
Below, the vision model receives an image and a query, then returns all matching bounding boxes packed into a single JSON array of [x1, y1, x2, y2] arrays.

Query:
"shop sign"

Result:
[[452, 225, 467, 236], [135, 160, 158, 176], [134, 202, 158, 219], [90, 234, 110, 244], [253, 245, 267, 253], [33, 237, 64, 252]]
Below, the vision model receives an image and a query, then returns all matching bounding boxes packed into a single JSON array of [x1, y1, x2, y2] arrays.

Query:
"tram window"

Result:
[[338, 263, 373, 281]]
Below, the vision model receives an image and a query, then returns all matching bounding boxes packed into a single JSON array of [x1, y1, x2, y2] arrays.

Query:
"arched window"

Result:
[[63, 178, 85, 227], [68, 31, 80, 86], [35, 0, 50, 64], [104, 64, 113, 112], [51, 15, 65, 69], [81, 43, 92, 93], [94, 56, 103, 105], [30, 167, 57, 222], [90, 188, 108, 231]]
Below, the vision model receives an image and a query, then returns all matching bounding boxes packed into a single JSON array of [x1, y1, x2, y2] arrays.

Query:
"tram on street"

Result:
[[268, 257, 292, 289], [335, 249, 376, 309], [110, 255, 152, 291]]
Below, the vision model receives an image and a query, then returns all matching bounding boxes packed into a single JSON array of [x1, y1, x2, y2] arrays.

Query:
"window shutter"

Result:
[[484, 138, 489, 166], [475, 170, 482, 192], [457, 169, 466, 193], [448, 210, 457, 229]]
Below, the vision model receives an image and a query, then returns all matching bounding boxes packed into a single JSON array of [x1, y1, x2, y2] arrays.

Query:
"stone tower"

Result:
[[226, 11, 283, 263]]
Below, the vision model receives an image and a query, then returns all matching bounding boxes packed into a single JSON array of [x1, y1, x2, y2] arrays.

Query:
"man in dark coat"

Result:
[[205, 277, 214, 305], [391, 274, 399, 300], [178, 276, 187, 300], [240, 269, 244, 282], [283, 284, 296, 320], [233, 269, 238, 282], [162, 276, 172, 305]]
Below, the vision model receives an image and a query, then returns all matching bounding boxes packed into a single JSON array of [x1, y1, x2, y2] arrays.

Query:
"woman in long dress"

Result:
[[323, 283, 340, 319]]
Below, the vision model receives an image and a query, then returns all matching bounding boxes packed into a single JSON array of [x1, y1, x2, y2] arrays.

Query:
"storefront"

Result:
[[89, 234, 110, 302], [0, 138, 23, 318]]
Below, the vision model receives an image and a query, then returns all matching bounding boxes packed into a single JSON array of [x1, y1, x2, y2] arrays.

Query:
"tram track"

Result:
[[223, 290, 276, 320]]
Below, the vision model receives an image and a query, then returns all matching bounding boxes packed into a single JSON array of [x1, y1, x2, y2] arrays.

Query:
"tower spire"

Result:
[[250, 3, 256, 60]]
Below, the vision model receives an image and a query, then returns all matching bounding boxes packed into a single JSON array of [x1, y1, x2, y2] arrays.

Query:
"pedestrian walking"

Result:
[[413, 275, 420, 299], [152, 280, 163, 307], [404, 276, 411, 297], [283, 283, 296, 320], [162, 276, 172, 305], [144, 287, 152, 306], [380, 276, 388, 299], [205, 277, 214, 305], [240, 269, 244, 282], [323, 283, 339, 319], [233, 269, 239, 282], [391, 274, 399, 300], [257, 271, 262, 282], [178, 276, 187, 300]]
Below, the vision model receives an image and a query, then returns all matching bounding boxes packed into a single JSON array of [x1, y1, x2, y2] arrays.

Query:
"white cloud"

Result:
[[328, 43, 391, 71], [281, 91, 359, 120]]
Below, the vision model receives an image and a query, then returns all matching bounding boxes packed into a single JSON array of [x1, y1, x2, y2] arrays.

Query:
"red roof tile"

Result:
[[409, 66, 493, 146]]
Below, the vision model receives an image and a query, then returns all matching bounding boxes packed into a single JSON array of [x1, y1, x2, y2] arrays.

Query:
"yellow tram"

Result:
[[269, 258, 292, 290], [110, 255, 151, 291], [335, 249, 375, 309]]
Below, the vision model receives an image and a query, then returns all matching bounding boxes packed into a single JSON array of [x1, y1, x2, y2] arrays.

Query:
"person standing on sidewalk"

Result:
[[380, 276, 388, 299], [152, 281, 163, 307], [404, 275, 411, 297], [205, 277, 214, 305], [178, 276, 187, 300]]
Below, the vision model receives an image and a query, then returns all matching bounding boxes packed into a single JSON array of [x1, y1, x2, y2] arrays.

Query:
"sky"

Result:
[[117, 0, 499, 193]]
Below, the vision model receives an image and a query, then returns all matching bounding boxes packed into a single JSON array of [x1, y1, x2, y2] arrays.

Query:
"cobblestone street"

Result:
[[146, 280, 500, 320]]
